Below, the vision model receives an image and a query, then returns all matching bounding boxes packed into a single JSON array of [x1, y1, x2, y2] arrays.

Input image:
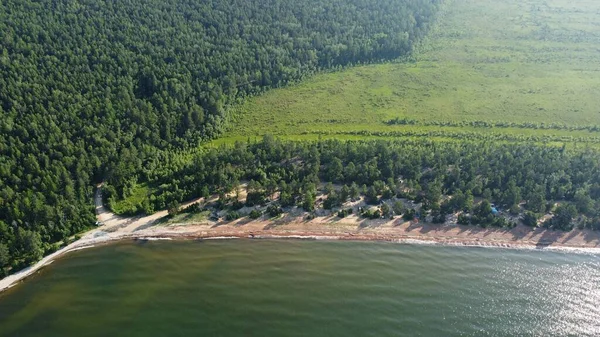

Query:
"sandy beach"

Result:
[[1, 190, 599, 294]]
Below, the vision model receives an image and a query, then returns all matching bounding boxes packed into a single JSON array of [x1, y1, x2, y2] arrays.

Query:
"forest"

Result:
[[0, 0, 440, 274]]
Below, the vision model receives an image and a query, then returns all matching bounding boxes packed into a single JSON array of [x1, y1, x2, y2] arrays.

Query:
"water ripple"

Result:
[[0, 241, 599, 337]]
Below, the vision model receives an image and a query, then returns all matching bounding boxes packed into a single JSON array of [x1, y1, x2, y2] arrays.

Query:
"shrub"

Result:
[[381, 203, 392, 218], [362, 209, 381, 219], [457, 214, 470, 225], [365, 186, 379, 205], [167, 201, 180, 217], [182, 203, 200, 214], [393, 201, 406, 216], [402, 209, 416, 221], [337, 208, 353, 218], [432, 214, 446, 224], [323, 192, 340, 210], [491, 217, 508, 227], [230, 200, 244, 211], [246, 192, 266, 207], [522, 211, 539, 227], [226, 211, 241, 221], [267, 204, 283, 217], [249, 210, 262, 219]]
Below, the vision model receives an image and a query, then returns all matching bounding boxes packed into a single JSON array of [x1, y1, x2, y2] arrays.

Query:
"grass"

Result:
[[216, 0, 600, 144], [109, 183, 150, 215], [157, 211, 211, 226]]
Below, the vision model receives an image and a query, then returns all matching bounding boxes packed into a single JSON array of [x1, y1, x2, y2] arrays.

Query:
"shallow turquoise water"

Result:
[[0, 240, 599, 336]]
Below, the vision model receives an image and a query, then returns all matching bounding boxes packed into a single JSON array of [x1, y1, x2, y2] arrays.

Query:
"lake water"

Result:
[[0, 240, 599, 336]]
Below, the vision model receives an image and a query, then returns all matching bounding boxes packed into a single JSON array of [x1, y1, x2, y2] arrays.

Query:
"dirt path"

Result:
[[94, 184, 129, 229]]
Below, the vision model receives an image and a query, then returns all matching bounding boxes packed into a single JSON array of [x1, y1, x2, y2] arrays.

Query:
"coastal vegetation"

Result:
[[0, 0, 439, 274], [106, 137, 600, 233]]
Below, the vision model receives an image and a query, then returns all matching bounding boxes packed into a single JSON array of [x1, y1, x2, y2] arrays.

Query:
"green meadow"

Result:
[[217, 0, 600, 144]]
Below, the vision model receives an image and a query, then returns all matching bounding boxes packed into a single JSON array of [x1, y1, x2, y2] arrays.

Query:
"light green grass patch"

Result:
[[109, 183, 150, 215], [159, 211, 210, 226], [221, 0, 600, 144]]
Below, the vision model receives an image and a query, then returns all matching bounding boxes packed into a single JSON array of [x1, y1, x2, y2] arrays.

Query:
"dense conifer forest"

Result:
[[0, 0, 440, 272], [105, 138, 600, 234]]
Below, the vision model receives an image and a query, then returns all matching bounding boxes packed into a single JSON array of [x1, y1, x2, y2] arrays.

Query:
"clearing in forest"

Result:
[[217, 0, 600, 145]]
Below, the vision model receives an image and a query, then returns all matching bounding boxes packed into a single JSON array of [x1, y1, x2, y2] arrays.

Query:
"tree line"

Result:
[[386, 117, 600, 132], [106, 137, 600, 231]]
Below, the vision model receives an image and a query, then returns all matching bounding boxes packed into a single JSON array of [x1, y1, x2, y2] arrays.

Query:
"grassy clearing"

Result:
[[157, 211, 211, 226], [109, 183, 150, 215], [218, 0, 600, 144]]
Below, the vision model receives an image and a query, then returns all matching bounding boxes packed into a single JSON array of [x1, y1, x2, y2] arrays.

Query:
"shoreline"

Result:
[[1, 226, 599, 294], [2, 191, 599, 294]]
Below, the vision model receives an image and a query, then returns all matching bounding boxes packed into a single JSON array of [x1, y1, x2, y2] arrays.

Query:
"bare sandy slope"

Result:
[[2, 190, 600, 293], [166, 214, 600, 250]]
